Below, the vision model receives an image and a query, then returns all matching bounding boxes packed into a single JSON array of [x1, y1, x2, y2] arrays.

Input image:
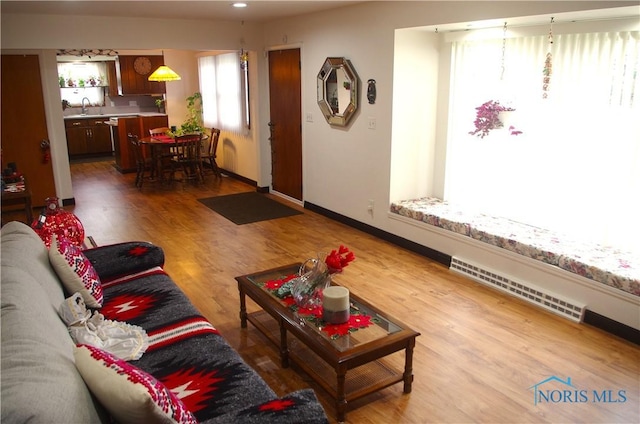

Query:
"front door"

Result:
[[1, 55, 56, 208], [268, 49, 302, 200]]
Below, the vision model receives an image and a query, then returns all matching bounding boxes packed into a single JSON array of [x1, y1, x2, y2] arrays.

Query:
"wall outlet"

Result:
[[306, 112, 313, 122], [128, 100, 137, 107], [368, 117, 376, 130], [367, 199, 374, 213]]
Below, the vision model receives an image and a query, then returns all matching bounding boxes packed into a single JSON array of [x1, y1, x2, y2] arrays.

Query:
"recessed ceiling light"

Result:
[[233, 2, 247, 8]]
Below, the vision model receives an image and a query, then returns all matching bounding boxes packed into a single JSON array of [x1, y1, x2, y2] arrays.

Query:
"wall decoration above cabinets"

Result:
[[317, 57, 360, 127]]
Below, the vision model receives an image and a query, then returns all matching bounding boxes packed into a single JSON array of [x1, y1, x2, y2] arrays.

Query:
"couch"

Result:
[[1, 221, 328, 423]]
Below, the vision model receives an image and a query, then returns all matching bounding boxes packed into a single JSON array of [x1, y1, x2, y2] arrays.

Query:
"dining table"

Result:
[[139, 133, 208, 184]]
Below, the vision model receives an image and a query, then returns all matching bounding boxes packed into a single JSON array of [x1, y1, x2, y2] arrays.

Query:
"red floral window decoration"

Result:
[[469, 100, 522, 139]]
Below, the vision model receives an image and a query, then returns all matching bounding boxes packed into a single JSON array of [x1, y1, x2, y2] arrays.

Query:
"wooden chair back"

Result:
[[149, 127, 170, 137], [202, 128, 221, 176]]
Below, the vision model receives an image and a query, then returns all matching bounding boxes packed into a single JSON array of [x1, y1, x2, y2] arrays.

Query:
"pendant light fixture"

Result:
[[148, 65, 181, 82], [148, 51, 181, 82]]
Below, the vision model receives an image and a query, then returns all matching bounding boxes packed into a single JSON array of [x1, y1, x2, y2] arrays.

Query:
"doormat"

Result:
[[198, 192, 303, 225]]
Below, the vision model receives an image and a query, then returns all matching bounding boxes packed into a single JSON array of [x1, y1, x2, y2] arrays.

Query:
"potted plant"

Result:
[[155, 98, 166, 114], [469, 100, 522, 138], [180, 92, 203, 134]]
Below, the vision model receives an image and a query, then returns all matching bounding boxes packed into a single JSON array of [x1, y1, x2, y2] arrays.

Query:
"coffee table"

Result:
[[236, 263, 420, 422]]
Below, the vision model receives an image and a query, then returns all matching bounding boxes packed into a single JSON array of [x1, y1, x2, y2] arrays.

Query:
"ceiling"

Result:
[[1, 1, 366, 23]]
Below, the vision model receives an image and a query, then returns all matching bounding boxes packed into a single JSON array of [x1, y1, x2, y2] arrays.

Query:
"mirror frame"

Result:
[[317, 57, 359, 126]]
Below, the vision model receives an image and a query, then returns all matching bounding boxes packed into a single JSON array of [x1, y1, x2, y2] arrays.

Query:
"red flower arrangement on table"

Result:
[[263, 246, 374, 339]]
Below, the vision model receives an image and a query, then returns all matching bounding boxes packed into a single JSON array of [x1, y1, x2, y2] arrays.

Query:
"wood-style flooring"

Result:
[[4, 159, 638, 423]]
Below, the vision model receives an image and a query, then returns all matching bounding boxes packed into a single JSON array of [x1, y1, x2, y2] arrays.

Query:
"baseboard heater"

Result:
[[450, 257, 586, 322]]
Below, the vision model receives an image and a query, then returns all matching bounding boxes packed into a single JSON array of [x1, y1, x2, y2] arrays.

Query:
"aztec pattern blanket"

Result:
[[84, 242, 327, 423]]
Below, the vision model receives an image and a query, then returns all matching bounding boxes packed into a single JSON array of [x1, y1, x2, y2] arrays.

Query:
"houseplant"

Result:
[[179, 92, 203, 134], [155, 98, 165, 113]]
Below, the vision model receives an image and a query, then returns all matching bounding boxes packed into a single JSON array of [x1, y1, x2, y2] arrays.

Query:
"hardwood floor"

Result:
[[5, 160, 639, 423]]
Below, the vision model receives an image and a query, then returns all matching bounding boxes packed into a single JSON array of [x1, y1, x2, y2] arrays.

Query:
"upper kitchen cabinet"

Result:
[[115, 55, 166, 96]]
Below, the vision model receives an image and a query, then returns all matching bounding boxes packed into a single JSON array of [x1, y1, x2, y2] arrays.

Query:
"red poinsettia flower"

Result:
[[264, 274, 297, 291], [324, 245, 355, 273], [322, 313, 374, 338]]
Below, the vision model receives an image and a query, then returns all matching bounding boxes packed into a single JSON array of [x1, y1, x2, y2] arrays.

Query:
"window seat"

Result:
[[390, 197, 640, 298]]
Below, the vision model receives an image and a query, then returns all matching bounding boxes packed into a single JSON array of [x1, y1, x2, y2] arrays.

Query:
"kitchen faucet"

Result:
[[81, 97, 90, 115]]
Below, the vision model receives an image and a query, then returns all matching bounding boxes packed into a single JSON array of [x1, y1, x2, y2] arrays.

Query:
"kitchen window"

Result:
[[58, 61, 108, 107]]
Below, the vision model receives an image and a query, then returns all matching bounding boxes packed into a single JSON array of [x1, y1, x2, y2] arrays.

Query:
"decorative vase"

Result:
[[291, 254, 332, 309], [31, 197, 85, 248]]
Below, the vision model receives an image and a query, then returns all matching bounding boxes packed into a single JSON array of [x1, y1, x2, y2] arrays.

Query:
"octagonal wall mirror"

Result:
[[317, 57, 359, 126]]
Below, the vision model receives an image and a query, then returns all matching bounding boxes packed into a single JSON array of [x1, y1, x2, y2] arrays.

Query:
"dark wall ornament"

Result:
[[367, 79, 376, 104]]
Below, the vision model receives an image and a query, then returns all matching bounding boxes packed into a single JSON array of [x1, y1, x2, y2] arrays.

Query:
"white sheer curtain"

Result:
[[445, 30, 640, 252], [198, 53, 243, 132]]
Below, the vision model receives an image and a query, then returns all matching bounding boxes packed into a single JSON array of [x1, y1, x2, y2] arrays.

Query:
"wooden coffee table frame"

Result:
[[236, 263, 420, 422]]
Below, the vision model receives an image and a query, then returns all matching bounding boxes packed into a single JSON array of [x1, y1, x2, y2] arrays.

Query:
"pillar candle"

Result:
[[323, 286, 349, 311], [322, 286, 350, 324]]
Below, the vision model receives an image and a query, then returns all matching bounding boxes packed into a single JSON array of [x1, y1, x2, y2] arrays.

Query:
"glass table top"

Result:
[[246, 264, 404, 352]]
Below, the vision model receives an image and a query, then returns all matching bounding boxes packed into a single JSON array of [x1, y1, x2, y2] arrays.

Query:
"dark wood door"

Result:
[[268, 49, 302, 200], [1, 55, 56, 208]]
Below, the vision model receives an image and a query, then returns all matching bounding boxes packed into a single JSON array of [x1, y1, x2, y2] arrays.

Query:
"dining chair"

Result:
[[170, 133, 204, 185], [201, 128, 221, 177], [149, 127, 171, 137], [128, 133, 152, 189], [149, 127, 173, 180]]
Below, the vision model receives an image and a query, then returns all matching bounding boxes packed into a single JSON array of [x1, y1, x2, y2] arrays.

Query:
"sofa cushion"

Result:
[[74, 344, 197, 424], [49, 234, 104, 308], [83, 241, 165, 282], [0, 221, 65, 307], [1, 260, 105, 422]]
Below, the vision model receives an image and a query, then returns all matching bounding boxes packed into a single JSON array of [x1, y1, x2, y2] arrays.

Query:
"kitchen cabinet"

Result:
[[107, 61, 118, 98], [114, 115, 169, 172], [65, 118, 112, 157], [115, 55, 166, 96]]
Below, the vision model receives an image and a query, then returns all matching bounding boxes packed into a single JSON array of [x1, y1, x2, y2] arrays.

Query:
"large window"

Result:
[[444, 24, 639, 252], [198, 52, 248, 133]]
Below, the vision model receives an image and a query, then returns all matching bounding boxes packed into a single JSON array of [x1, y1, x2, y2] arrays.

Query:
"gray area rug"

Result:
[[198, 192, 303, 225]]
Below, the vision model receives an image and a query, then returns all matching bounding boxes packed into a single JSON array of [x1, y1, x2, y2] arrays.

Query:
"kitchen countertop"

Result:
[[64, 112, 167, 120]]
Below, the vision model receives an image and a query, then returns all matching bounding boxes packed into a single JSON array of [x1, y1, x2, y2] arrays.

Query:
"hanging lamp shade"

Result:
[[148, 65, 181, 82]]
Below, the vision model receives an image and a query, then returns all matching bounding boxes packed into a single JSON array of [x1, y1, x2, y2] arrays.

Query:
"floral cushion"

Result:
[[390, 197, 640, 297], [73, 344, 197, 424], [48, 234, 103, 308]]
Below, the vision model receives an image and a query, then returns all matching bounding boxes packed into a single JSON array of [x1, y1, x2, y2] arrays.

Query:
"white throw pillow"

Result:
[[73, 344, 197, 424], [49, 234, 103, 308]]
